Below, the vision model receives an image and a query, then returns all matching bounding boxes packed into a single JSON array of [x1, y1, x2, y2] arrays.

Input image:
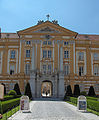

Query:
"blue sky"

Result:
[[0, 0, 99, 34]]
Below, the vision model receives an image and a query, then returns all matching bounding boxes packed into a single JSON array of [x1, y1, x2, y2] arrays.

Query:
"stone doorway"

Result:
[[41, 81, 52, 97]]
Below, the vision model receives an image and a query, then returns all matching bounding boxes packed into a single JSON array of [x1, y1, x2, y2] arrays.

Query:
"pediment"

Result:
[[17, 21, 78, 37]]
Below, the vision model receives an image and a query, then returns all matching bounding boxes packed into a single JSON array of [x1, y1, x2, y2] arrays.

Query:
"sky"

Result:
[[0, 0, 99, 34]]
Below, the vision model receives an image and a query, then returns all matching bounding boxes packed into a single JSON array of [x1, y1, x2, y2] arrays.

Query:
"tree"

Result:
[[1, 83, 6, 95], [88, 86, 96, 96], [73, 84, 80, 97], [14, 83, 21, 95], [24, 82, 32, 99], [66, 85, 72, 96]]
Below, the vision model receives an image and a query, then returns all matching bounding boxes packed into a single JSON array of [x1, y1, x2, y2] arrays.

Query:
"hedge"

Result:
[[86, 96, 99, 101], [67, 97, 99, 113], [87, 99, 99, 112], [2, 95, 21, 101], [1, 98, 20, 113]]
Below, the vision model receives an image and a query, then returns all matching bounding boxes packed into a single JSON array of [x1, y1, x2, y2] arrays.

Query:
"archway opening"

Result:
[[41, 81, 52, 97]]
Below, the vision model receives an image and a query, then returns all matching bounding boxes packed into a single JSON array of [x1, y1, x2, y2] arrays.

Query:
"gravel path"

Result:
[[9, 100, 99, 120]]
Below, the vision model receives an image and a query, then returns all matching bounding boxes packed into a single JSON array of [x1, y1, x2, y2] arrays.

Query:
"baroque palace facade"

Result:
[[0, 20, 99, 98]]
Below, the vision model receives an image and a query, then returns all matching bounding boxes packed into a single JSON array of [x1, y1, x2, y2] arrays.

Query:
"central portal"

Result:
[[41, 81, 52, 97]]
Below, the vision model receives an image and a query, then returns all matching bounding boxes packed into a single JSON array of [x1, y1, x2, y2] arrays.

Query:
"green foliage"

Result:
[[24, 82, 32, 99], [14, 83, 21, 95], [2, 98, 20, 113], [2, 95, 21, 101], [87, 99, 99, 112], [80, 91, 87, 96], [8, 90, 17, 96], [66, 85, 72, 96], [73, 84, 80, 97], [70, 97, 77, 105], [86, 96, 98, 101], [88, 86, 96, 97]]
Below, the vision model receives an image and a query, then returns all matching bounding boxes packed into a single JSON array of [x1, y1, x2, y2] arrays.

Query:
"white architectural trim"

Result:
[[0, 46, 4, 48], [36, 44, 37, 69], [16, 49, 18, 73], [7, 50, 10, 73], [8, 46, 19, 48], [32, 46, 35, 70], [91, 48, 99, 50], [58, 44, 59, 70], [53, 41, 54, 72], [76, 51, 78, 75], [0, 52, 3, 74], [84, 51, 86, 75], [91, 53, 93, 75], [76, 47, 86, 50], [40, 41, 42, 72], [19, 41, 22, 73], [60, 47, 63, 71], [73, 41, 75, 74]]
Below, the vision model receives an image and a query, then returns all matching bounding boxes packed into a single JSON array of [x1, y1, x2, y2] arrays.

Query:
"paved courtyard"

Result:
[[9, 99, 99, 120]]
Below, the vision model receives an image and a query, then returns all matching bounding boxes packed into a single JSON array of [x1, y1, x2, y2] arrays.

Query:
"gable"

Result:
[[17, 21, 77, 37]]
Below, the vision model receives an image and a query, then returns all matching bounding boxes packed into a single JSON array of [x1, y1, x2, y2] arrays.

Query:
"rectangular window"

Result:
[[64, 65, 69, 75], [48, 50, 52, 58], [26, 41, 31, 45], [43, 50, 47, 58], [26, 50, 30, 58], [10, 65, 15, 75], [48, 64, 52, 73], [48, 41, 52, 45], [43, 65, 46, 74], [94, 53, 99, 60], [43, 41, 47, 45], [11, 50, 15, 59], [25, 64, 30, 75], [64, 41, 69, 45], [64, 50, 69, 59], [94, 65, 99, 76], [79, 52, 84, 61], [79, 66, 84, 76]]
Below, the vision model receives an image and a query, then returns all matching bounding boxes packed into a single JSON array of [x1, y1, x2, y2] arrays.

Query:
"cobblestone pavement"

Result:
[[10, 100, 99, 120]]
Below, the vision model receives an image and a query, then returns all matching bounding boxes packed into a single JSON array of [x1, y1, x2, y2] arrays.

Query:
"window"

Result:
[[43, 65, 46, 74], [64, 50, 69, 59], [79, 52, 84, 61], [94, 65, 99, 76], [43, 41, 47, 45], [26, 50, 30, 58], [25, 64, 30, 75], [10, 65, 15, 75], [48, 41, 52, 45], [48, 50, 52, 58], [94, 53, 99, 60], [79, 66, 84, 76], [11, 50, 15, 59], [64, 41, 69, 45], [26, 41, 31, 45], [64, 65, 69, 75], [43, 50, 47, 58], [48, 65, 52, 73]]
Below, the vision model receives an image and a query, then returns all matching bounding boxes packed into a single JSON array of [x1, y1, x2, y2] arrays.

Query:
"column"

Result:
[[53, 41, 54, 72], [19, 40, 22, 73], [84, 51, 87, 75], [73, 41, 75, 74], [7, 50, 10, 73], [91, 53, 93, 75], [76, 51, 78, 75], [58, 44, 59, 70], [31, 45, 35, 70], [40, 41, 42, 71], [16, 49, 18, 73], [0, 51, 3, 74], [60, 46, 63, 71]]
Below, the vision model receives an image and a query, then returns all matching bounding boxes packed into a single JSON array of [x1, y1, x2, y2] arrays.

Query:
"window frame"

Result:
[[10, 50, 16, 59]]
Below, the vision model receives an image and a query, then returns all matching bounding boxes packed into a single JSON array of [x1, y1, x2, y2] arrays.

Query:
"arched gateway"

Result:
[[29, 70, 65, 99]]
